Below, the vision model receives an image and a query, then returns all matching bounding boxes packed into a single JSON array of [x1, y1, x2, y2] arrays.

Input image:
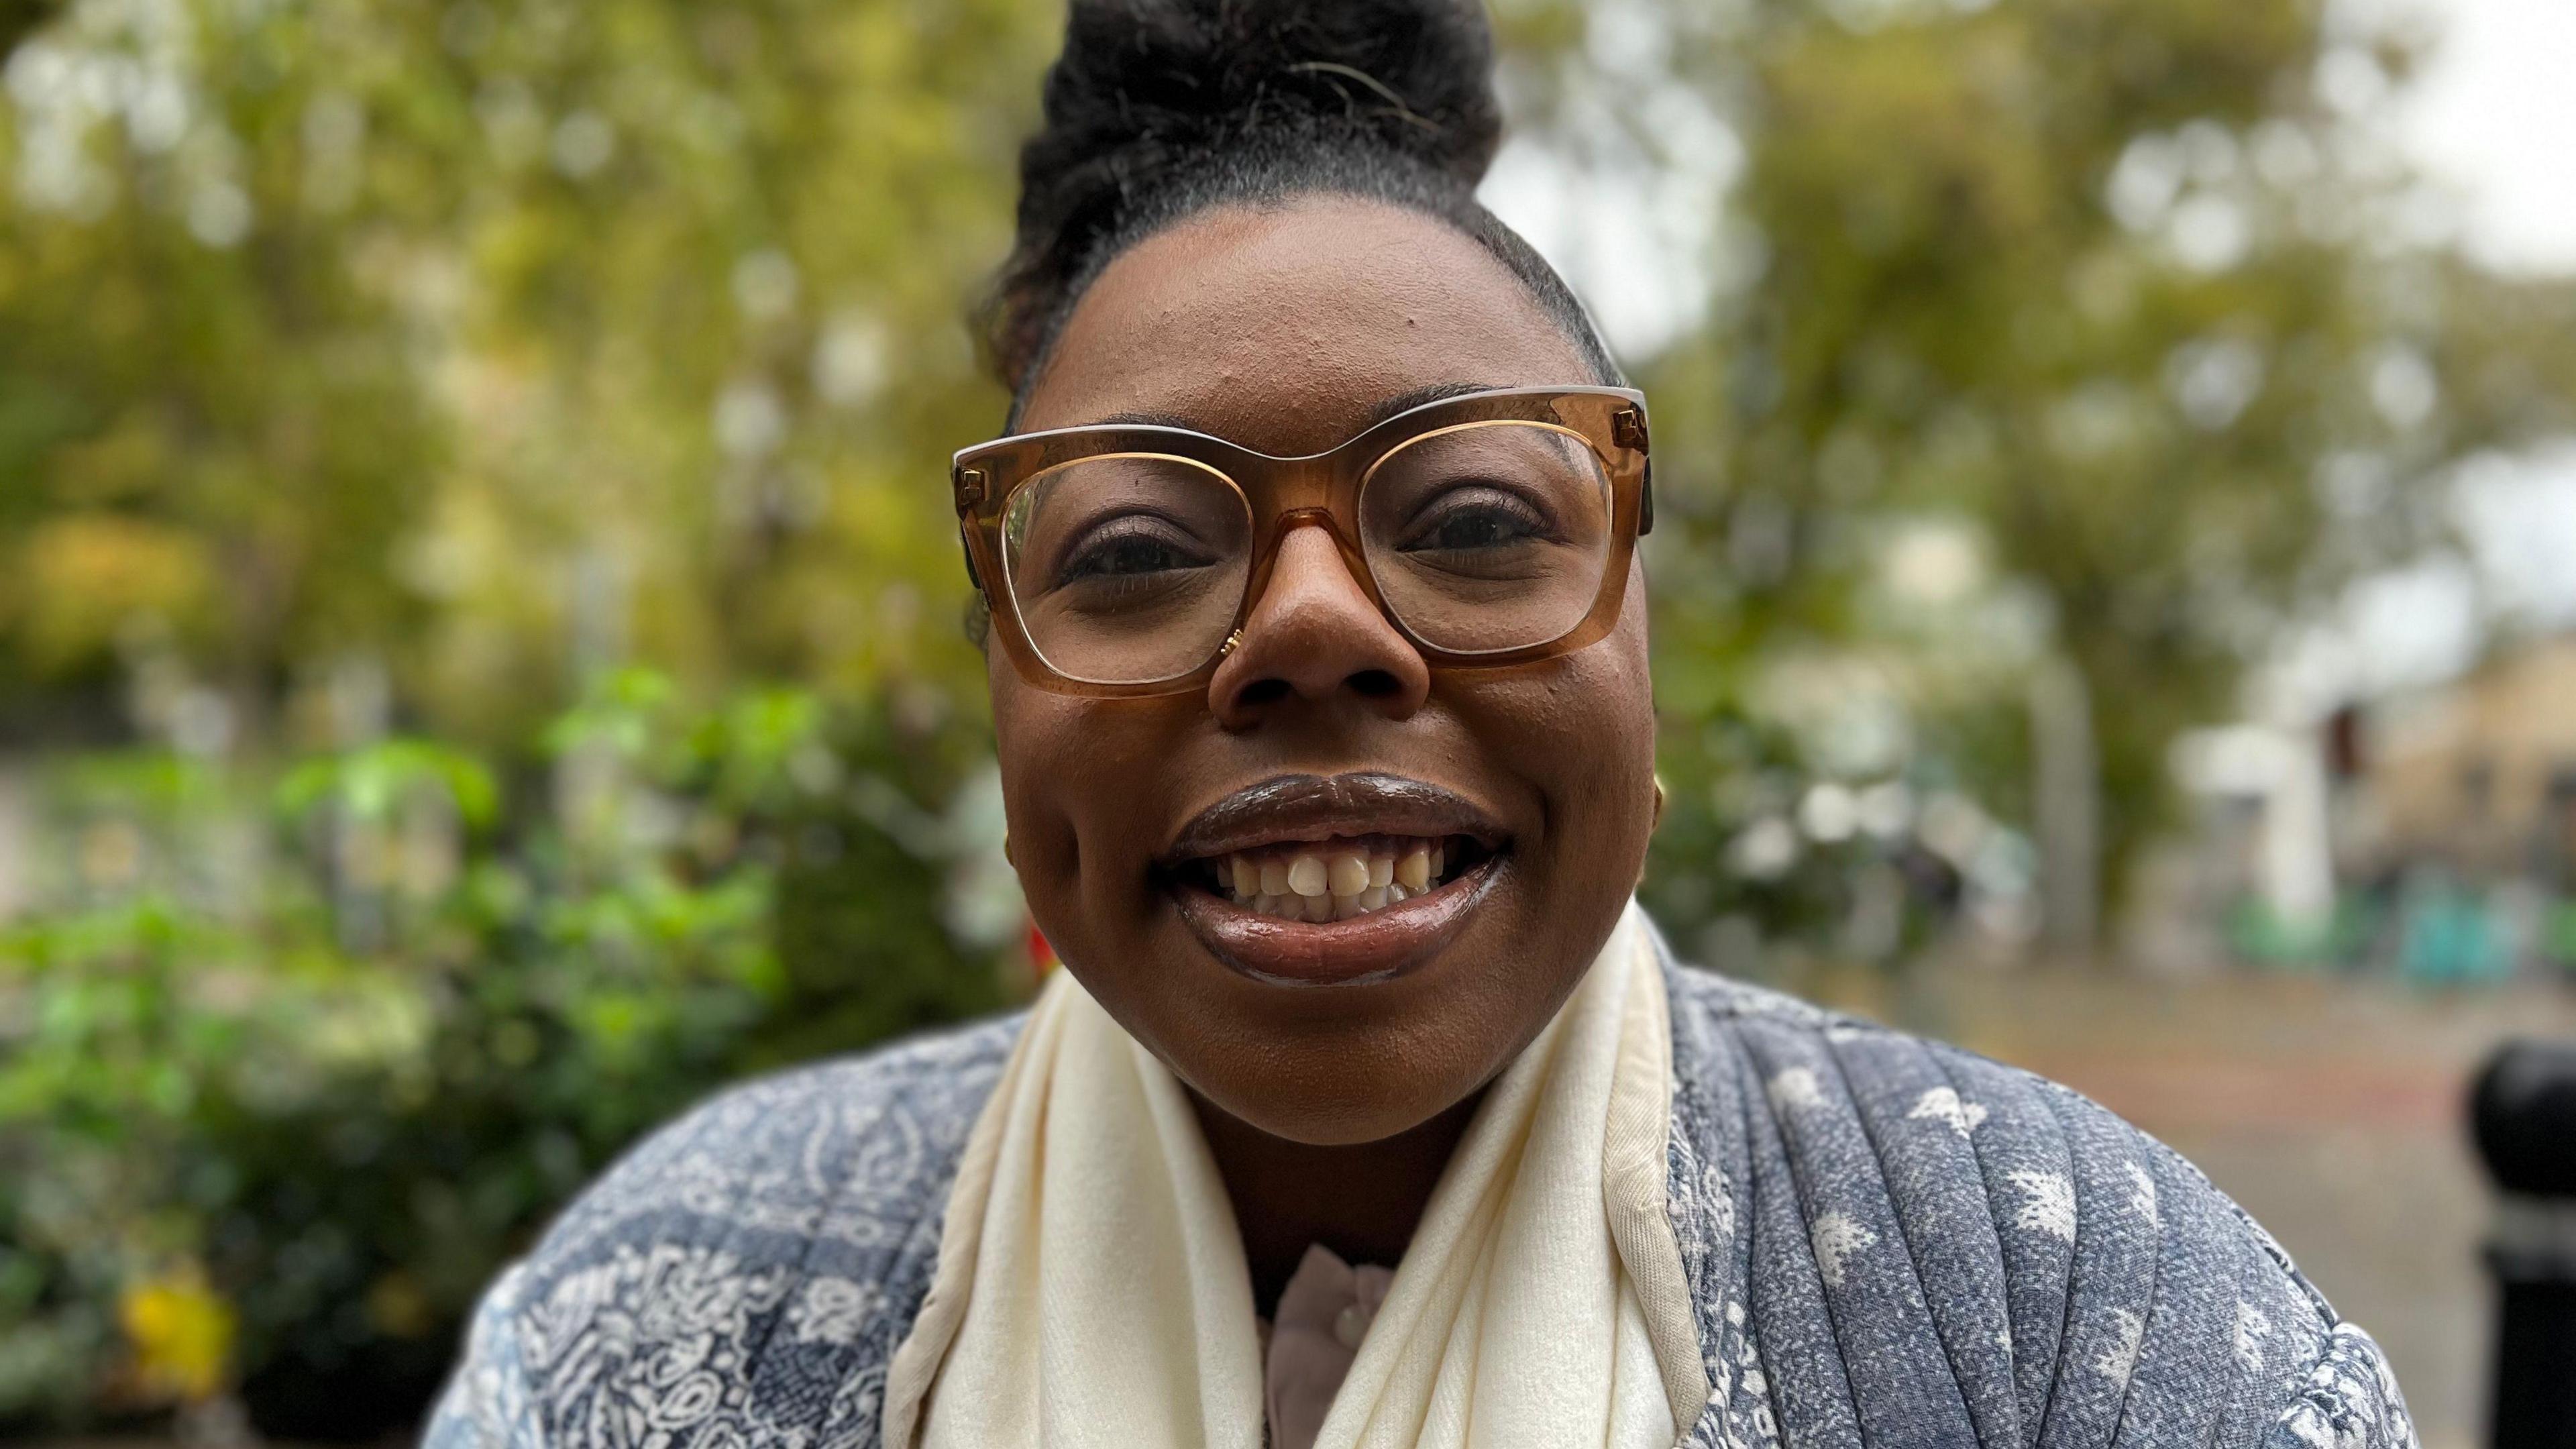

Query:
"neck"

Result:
[[1188, 1088, 1485, 1318]]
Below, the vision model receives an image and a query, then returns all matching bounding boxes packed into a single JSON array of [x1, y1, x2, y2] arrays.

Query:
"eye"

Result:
[[1054, 517, 1216, 587], [1397, 488, 1554, 556]]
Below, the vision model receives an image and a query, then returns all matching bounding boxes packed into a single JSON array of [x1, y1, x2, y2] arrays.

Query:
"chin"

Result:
[[1196, 1055, 1473, 1146], [1118, 904, 1556, 1148]]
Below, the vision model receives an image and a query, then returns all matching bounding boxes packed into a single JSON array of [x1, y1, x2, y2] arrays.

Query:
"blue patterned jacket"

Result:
[[426, 946, 2416, 1448]]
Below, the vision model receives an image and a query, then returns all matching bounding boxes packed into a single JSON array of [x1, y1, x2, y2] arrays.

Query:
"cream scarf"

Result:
[[881, 902, 1707, 1449]]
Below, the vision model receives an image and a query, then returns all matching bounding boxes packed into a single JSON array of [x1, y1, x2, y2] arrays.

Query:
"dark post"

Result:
[[2471, 1040, 2576, 1449]]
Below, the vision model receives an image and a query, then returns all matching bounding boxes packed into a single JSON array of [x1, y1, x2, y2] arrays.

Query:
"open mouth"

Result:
[[1157, 773, 1509, 985], [1181, 834, 1490, 922]]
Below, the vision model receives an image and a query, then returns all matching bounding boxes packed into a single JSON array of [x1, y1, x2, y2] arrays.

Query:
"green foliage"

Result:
[[0, 675, 1013, 1436]]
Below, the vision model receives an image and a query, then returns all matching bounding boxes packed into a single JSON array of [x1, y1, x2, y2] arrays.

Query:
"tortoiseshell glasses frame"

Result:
[[952, 385, 1654, 698]]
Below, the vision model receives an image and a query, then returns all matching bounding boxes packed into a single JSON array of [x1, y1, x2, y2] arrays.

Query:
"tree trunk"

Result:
[[2032, 654, 2101, 958]]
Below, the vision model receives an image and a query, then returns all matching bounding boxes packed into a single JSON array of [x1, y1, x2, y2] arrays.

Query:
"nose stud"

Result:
[[1218, 629, 1244, 661]]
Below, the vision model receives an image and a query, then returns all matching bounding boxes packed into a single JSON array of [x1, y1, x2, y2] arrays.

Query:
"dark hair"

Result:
[[987, 0, 1623, 421]]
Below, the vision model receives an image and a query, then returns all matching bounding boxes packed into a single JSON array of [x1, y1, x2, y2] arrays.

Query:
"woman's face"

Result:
[[994, 196, 1658, 1146]]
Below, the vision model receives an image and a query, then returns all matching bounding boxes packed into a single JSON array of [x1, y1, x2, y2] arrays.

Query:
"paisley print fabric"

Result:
[[426, 935, 2417, 1448], [428, 1018, 1017, 1448]]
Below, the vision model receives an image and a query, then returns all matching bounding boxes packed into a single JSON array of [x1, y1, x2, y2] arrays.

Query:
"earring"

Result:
[[1651, 773, 1667, 832]]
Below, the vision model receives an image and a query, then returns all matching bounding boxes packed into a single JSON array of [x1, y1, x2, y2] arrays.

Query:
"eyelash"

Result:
[[1396, 484, 1560, 551], [1054, 518, 1212, 586]]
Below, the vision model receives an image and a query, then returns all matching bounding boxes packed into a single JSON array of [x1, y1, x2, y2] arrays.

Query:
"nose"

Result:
[[1209, 523, 1431, 729]]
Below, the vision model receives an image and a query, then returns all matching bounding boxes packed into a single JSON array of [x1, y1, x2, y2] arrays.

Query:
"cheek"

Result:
[[1446, 569, 1656, 871], [987, 658, 1181, 936], [1548, 571, 1657, 859], [1544, 570, 1654, 761], [989, 661, 1087, 907]]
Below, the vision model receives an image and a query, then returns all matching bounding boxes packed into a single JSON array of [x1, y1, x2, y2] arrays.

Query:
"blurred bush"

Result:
[[0, 670, 1016, 1437]]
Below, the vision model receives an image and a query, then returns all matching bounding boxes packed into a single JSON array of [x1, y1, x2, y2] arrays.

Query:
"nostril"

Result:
[[1346, 669, 1401, 698], [1236, 678, 1291, 708]]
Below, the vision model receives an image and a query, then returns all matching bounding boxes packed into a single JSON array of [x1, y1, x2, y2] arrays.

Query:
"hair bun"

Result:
[[1037, 0, 1501, 192], [991, 0, 1504, 388]]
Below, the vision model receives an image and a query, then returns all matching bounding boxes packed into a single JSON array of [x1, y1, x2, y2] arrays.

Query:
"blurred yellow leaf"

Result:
[[365, 1272, 435, 1340], [8, 515, 215, 669], [117, 1265, 235, 1403]]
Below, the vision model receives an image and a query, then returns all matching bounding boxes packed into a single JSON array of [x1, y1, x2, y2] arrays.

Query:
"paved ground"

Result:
[[1788, 959, 2576, 1449]]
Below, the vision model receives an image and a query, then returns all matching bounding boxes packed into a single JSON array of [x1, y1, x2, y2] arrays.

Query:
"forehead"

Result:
[[1018, 196, 1593, 454]]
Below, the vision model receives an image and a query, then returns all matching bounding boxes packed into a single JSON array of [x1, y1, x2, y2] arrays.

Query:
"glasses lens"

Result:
[[1358, 422, 1614, 655], [1000, 454, 1252, 685]]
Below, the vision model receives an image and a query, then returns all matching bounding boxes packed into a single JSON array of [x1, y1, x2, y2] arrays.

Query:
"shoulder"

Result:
[[425, 1010, 1026, 1448], [527, 1009, 1023, 1265], [1655, 953, 2418, 1449]]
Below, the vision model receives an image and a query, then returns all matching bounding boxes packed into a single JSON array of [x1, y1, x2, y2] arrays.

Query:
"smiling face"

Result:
[[992, 195, 1658, 1146]]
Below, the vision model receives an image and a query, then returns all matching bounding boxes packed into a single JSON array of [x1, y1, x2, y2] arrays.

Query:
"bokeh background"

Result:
[[2, 0, 2572, 1442]]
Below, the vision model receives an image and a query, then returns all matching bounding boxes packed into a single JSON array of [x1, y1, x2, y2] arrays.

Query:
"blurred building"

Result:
[[2360, 632, 2576, 881], [2164, 631, 2576, 981]]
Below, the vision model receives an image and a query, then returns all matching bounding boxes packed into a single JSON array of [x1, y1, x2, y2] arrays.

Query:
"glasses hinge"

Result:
[[955, 467, 987, 508], [1613, 407, 1650, 454]]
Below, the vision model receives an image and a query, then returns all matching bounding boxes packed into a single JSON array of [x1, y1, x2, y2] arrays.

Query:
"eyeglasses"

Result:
[[953, 386, 1654, 696]]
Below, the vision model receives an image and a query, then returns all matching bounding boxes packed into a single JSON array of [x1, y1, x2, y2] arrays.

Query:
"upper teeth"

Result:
[[1220, 839, 1452, 921]]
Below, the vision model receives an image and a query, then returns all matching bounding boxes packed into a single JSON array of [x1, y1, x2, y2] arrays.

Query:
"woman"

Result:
[[428, 2, 2414, 1446]]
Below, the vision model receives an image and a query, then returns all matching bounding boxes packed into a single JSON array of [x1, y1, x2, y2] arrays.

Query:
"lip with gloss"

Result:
[[1159, 772, 1509, 986]]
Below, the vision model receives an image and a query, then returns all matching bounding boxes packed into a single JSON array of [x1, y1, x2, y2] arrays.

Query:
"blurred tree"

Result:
[[0, 0, 62, 54], [1501, 0, 2576, 957], [0, 0, 1055, 755]]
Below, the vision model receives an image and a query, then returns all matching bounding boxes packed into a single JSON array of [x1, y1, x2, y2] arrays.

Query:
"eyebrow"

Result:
[[1364, 381, 1497, 426], [1085, 381, 1499, 436]]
